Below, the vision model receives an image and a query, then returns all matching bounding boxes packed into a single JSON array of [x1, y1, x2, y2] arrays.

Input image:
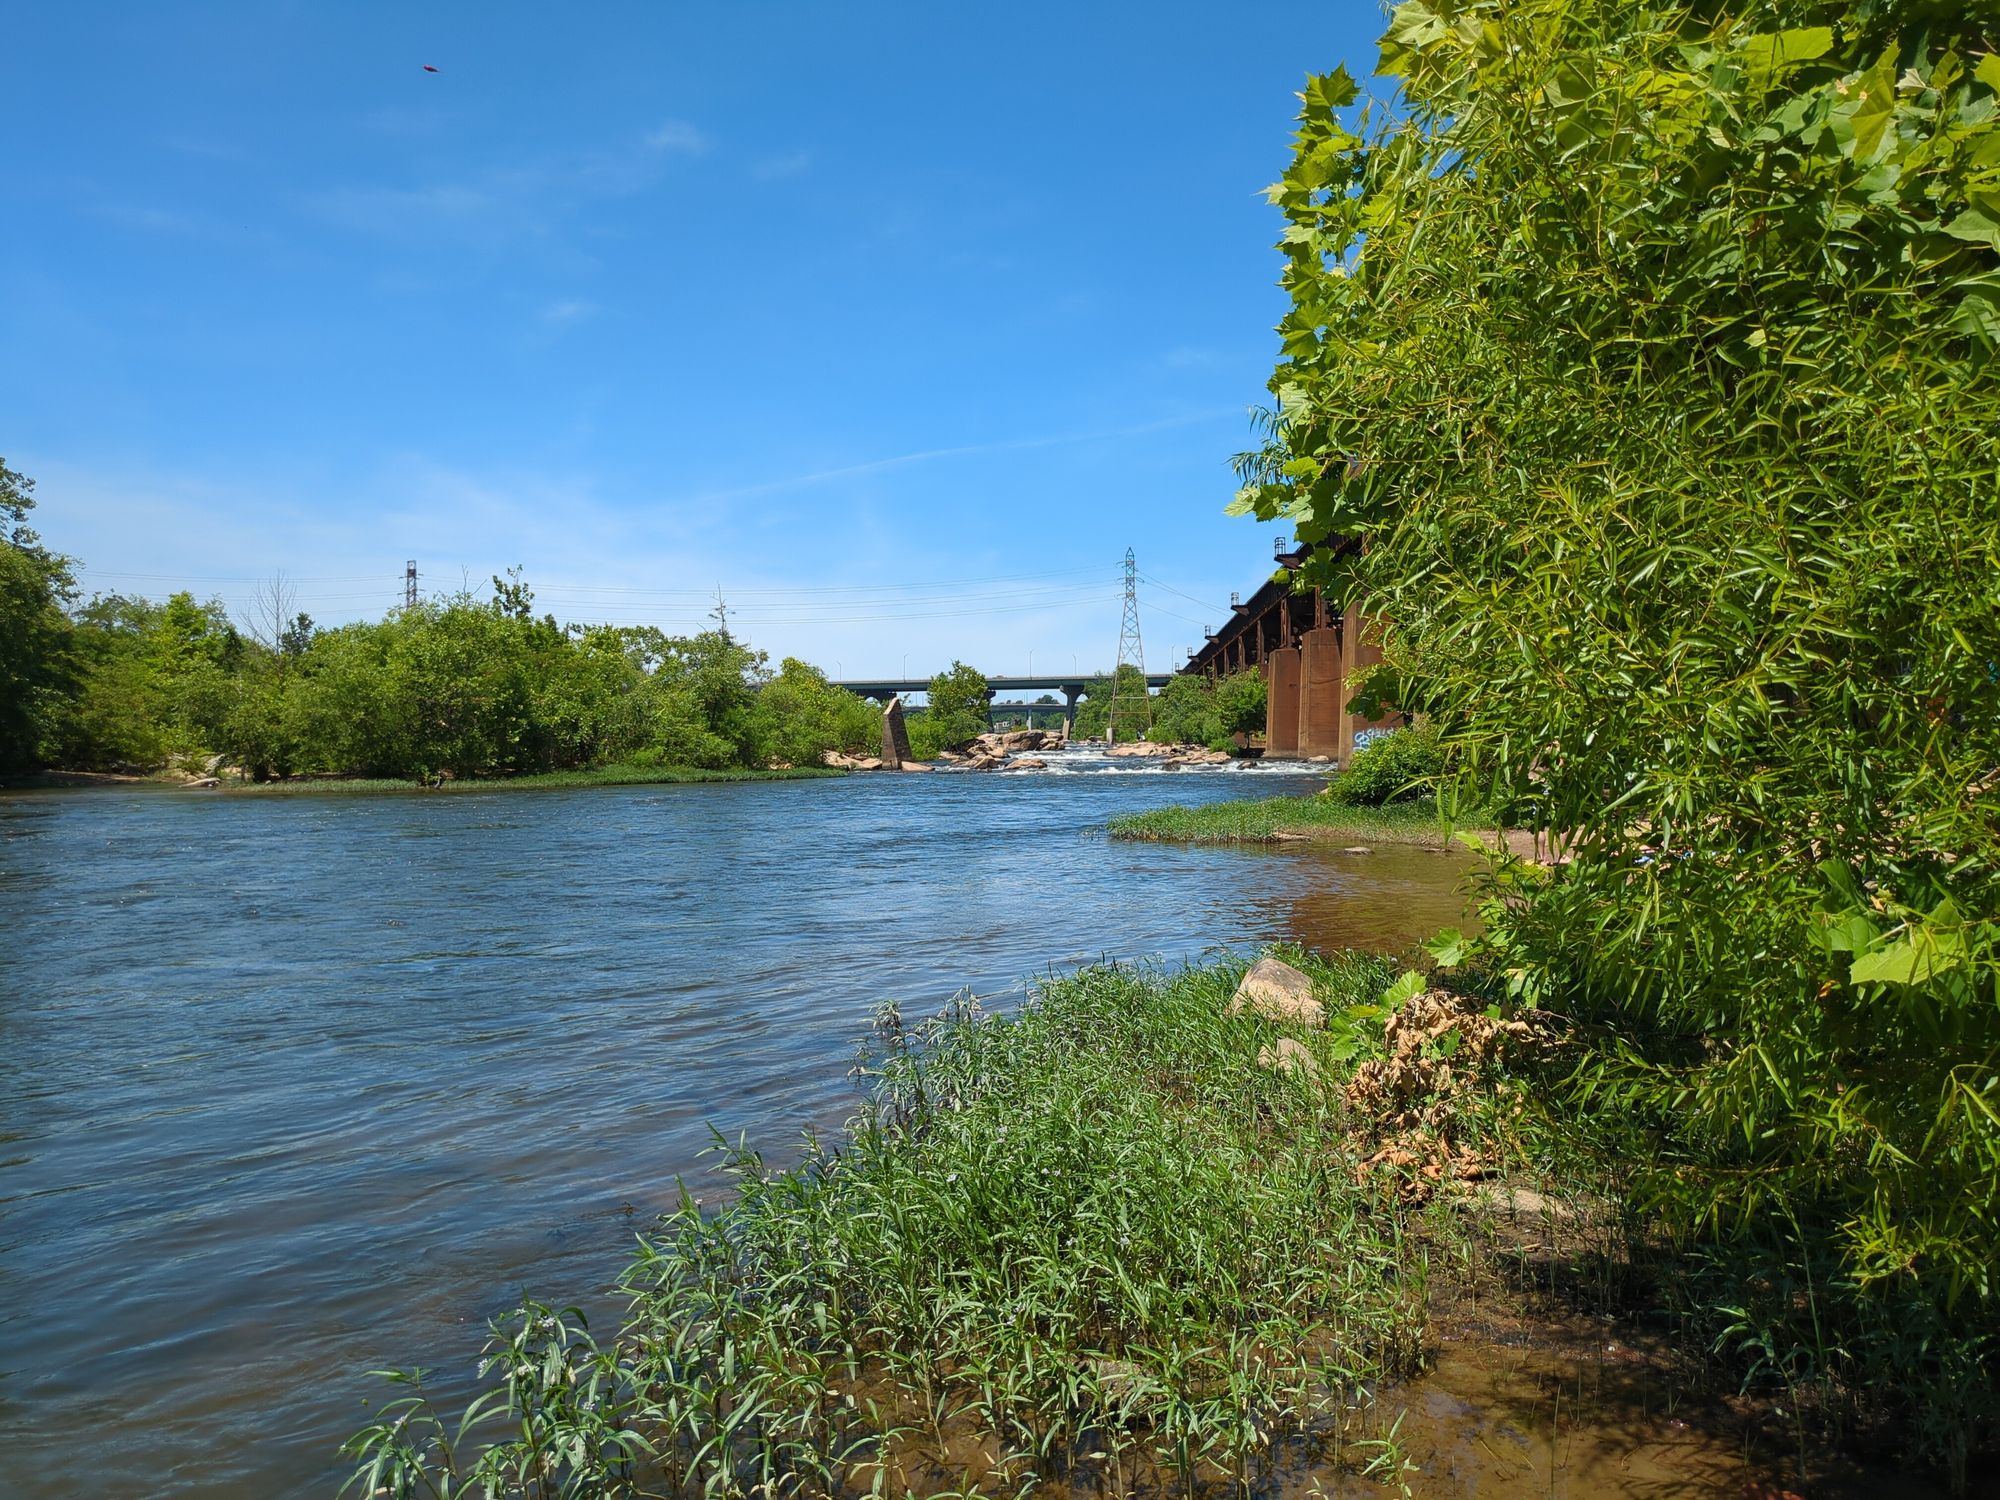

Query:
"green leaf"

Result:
[[1381, 970, 1426, 1009], [1737, 27, 1833, 92], [1975, 53, 2000, 94], [1818, 910, 1880, 954], [1377, 2, 1448, 78], [1426, 926, 1469, 968], [1849, 918, 1969, 986], [1943, 206, 2000, 249]]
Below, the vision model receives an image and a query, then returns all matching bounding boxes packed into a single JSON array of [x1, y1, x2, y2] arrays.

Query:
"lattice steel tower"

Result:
[[1108, 547, 1151, 743]]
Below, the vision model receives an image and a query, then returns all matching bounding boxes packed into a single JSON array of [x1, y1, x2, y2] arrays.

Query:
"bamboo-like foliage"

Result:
[[1231, 0, 2000, 1470]]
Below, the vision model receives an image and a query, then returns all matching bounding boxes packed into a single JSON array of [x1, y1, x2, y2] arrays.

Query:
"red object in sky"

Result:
[[422, 64, 440, 73]]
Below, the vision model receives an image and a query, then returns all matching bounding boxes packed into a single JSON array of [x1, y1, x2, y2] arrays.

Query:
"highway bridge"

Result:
[[831, 673, 1172, 734]]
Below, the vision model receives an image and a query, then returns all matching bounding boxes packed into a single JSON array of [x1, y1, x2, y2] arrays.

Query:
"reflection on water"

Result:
[[0, 769, 1472, 1500]]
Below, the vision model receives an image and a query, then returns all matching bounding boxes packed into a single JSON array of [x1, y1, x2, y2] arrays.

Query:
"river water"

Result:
[[0, 759, 1474, 1499]]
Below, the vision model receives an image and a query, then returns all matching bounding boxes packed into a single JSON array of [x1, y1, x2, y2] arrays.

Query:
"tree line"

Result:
[[0, 465, 881, 781]]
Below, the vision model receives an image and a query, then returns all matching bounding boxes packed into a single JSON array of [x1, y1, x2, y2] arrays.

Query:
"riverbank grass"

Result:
[[345, 952, 1455, 1498], [227, 764, 841, 796], [1108, 792, 1460, 845]]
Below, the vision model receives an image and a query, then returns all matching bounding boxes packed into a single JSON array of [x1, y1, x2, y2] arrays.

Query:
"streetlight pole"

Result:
[[901, 652, 910, 679]]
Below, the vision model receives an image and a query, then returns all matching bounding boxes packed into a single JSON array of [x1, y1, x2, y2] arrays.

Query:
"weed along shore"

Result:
[[1107, 793, 1463, 848], [339, 951, 1914, 1499], [343, 953, 1446, 1497]]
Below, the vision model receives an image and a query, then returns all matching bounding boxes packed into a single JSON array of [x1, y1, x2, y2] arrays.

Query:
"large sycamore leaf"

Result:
[[1849, 902, 1969, 986], [1378, 2, 1449, 78], [1737, 27, 1834, 93]]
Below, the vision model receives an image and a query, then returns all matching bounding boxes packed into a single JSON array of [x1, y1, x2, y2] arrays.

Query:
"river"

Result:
[[0, 760, 1473, 1499]]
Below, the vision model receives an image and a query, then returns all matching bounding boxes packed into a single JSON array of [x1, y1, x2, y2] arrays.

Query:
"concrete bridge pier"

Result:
[[1264, 646, 1300, 758], [1297, 627, 1345, 759], [1335, 606, 1390, 762]]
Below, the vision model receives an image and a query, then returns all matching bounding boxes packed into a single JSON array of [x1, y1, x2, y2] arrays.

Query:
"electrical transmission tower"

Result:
[[1108, 547, 1151, 743], [404, 560, 418, 609]]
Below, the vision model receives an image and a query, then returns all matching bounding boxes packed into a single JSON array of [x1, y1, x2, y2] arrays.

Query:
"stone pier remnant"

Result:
[[881, 694, 914, 769]]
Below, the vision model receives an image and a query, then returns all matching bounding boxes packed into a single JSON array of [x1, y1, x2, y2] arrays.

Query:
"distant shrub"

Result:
[[1325, 721, 1439, 806]]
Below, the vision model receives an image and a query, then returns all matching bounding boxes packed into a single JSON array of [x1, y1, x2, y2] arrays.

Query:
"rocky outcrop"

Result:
[[1003, 757, 1048, 772], [1223, 958, 1325, 1028], [821, 751, 887, 770], [1102, 741, 1234, 767]]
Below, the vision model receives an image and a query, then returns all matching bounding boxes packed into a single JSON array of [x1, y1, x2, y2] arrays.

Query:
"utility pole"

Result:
[[404, 560, 418, 610], [1108, 547, 1150, 744]]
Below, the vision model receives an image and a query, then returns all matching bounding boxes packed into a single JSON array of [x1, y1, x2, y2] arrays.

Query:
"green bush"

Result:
[[1233, 1, 2000, 1477], [1324, 723, 1440, 806]]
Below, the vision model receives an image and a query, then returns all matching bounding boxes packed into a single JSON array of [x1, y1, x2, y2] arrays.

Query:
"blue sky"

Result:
[[3, 3, 1389, 678]]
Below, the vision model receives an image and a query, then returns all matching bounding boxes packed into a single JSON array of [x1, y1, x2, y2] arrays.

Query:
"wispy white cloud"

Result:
[[540, 298, 598, 324], [646, 120, 709, 155], [683, 409, 1239, 506], [302, 122, 707, 241]]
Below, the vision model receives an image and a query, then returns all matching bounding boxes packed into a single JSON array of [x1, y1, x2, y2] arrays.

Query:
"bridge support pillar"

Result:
[[1264, 646, 1300, 758], [1062, 686, 1080, 737], [1297, 627, 1344, 760]]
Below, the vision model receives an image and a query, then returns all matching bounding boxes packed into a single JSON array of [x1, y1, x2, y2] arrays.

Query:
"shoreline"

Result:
[[1, 764, 844, 795]]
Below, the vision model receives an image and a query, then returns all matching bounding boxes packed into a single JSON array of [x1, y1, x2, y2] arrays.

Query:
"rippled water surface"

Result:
[[0, 763, 1472, 1498]]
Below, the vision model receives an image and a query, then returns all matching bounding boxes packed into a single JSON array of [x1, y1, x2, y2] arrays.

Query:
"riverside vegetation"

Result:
[[343, 953, 1477, 1500], [1110, 725, 1455, 844], [1227, 0, 2000, 1481]]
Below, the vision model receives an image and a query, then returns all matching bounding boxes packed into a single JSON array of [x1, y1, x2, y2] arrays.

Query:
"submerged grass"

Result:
[[343, 953, 1453, 1499], [229, 765, 841, 796], [1107, 794, 1460, 846]]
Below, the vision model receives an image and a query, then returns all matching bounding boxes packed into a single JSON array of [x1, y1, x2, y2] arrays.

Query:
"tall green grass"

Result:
[[343, 953, 1449, 1498], [1107, 794, 1458, 846]]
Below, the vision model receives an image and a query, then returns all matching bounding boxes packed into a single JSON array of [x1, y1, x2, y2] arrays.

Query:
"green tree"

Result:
[[1235, 1, 2000, 1469], [753, 658, 877, 767], [923, 661, 990, 752], [1071, 665, 1149, 740], [0, 461, 77, 774]]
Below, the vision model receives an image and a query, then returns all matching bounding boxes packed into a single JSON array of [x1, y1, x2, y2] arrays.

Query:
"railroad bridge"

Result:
[[1181, 537, 1397, 762]]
